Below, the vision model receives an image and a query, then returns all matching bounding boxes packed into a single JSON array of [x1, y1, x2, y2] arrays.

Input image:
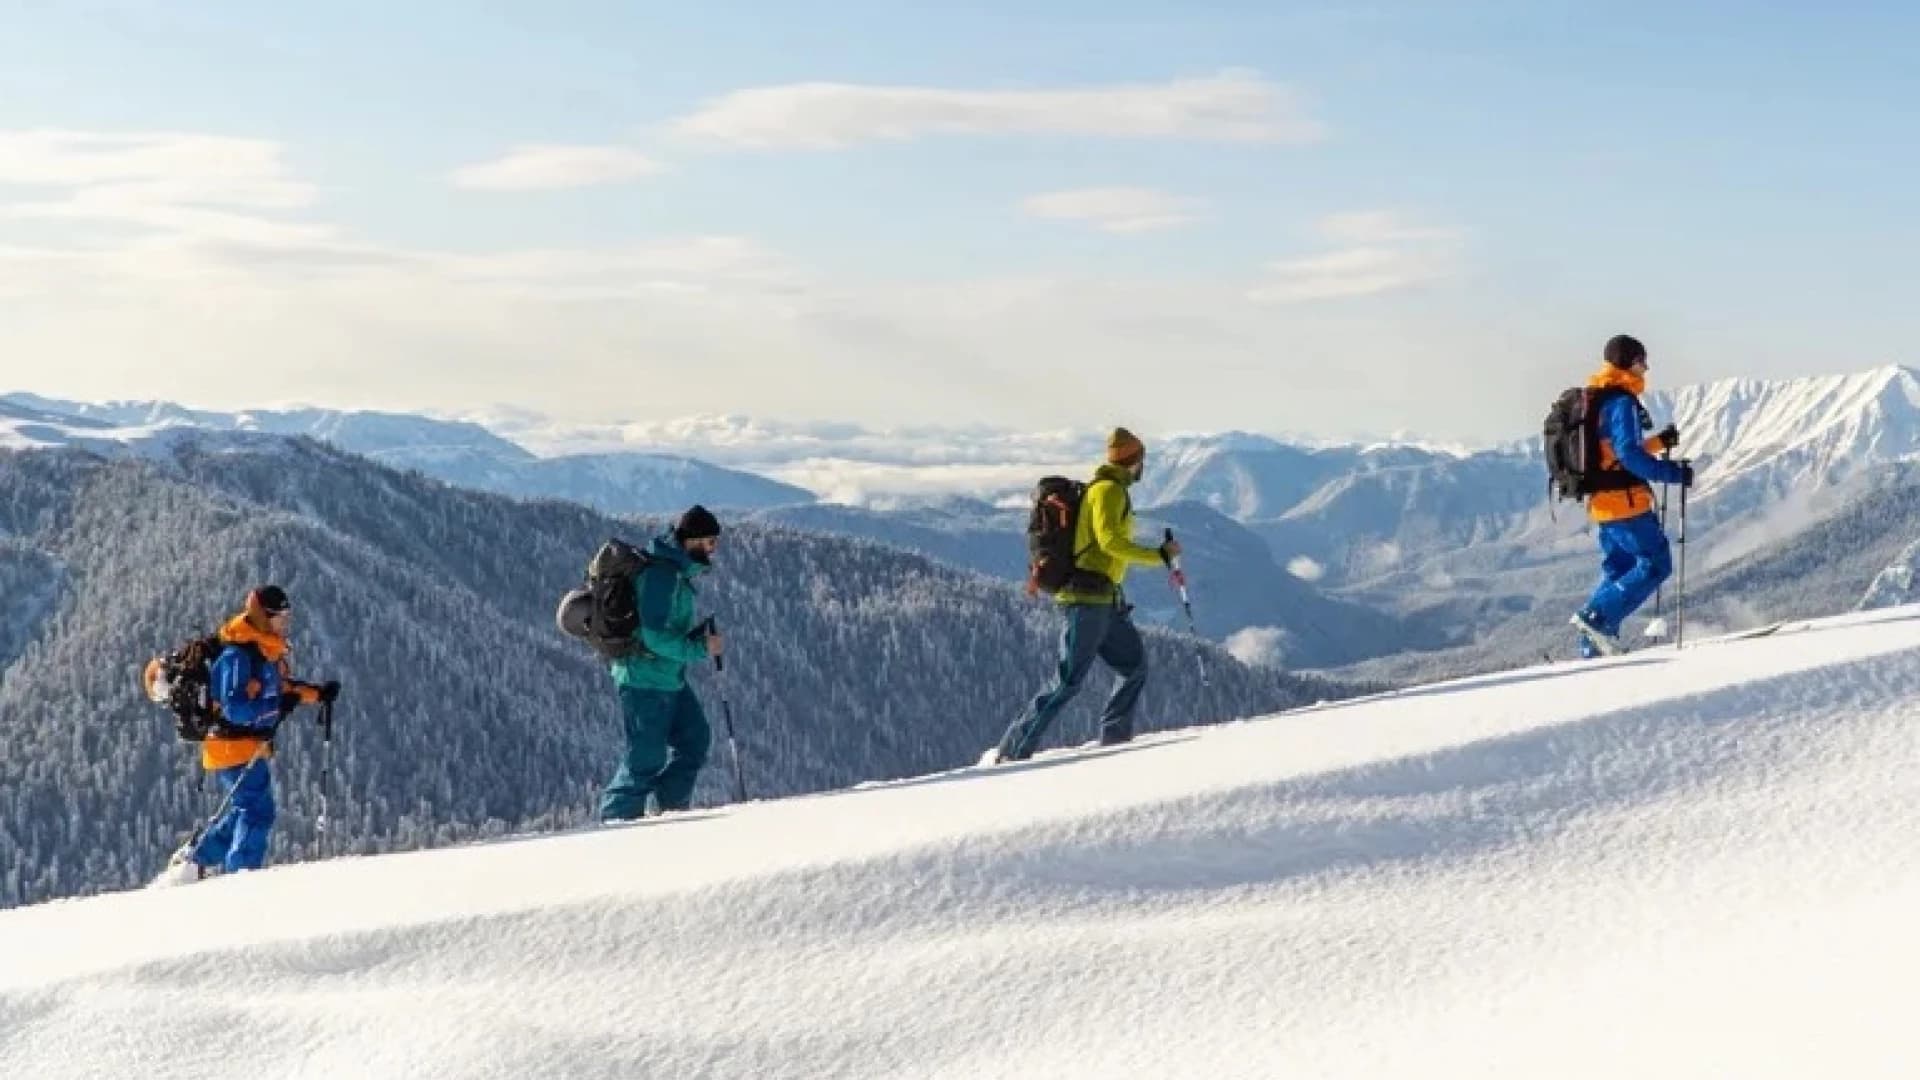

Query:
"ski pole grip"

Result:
[[1160, 527, 1175, 566]]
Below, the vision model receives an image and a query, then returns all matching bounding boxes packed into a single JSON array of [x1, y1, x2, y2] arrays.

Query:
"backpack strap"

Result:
[[1584, 388, 1650, 492], [1066, 478, 1125, 592]]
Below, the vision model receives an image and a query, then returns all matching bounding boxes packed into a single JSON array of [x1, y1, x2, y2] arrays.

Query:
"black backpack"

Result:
[[1543, 387, 1648, 501], [1025, 477, 1118, 595], [142, 631, 259, 741], [556, 538, 655, 659]]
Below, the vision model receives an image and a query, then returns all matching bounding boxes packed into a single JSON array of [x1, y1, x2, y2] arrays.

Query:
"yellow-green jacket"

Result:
[[1057, 463, 1167, 605]]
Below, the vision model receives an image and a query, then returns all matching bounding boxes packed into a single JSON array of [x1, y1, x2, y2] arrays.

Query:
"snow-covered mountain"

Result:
[[0, 394, 812, 513], [1125, 366, 1920, 592], [0, 398, 294, 459], [1658, 365, 1920, 492], [17, 361, 1920, 680], [750, 498, 1439, 666], [5, 607, 1916, 1079], [0, 435, 1322, 908]]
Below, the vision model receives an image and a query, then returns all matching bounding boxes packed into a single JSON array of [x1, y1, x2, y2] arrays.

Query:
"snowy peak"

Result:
[[1138, 434, 1454, 521], [0, 393, 814, 512], [0, 399, 286, 458], [1650, 365, 1920, 505], [1660, 365, 1920, 465], [0, 392, 531, 460]]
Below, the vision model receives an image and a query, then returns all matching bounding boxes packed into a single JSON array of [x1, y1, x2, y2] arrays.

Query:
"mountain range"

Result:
[[10, 363, 1920, 676], [0, 393, 812, 515], [0, 433, 1336, 908]]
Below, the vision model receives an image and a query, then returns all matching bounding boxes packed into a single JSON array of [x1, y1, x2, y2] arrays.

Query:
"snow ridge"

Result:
[[5, 607, 1918, 1078]]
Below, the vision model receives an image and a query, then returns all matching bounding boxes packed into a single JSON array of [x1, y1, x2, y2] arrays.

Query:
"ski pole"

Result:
[[1161, 527, 1209, 686], [1675, 474, 1689, 649], [709, 620, 749, 803], [316, 698, 334, 858], [1656, 450, 1671, 618]]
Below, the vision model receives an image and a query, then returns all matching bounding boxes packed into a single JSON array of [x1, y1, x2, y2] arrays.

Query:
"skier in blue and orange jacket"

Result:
[[1571, 335, 1695, 657], [188, 585, 337, 874]]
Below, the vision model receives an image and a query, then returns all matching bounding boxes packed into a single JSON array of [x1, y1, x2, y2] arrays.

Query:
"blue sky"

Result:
[[1, 1, 1916, 441]]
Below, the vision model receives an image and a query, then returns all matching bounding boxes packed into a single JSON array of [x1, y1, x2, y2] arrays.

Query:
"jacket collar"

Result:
[[1092, 462, 1137, 487], [219, 613, 287, 661], [1588, 364, 1647, 396], [646, 532, 708, 577]]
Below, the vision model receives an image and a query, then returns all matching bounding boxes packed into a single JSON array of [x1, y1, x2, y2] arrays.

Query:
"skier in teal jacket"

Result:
[[600, 505, 723, 820]]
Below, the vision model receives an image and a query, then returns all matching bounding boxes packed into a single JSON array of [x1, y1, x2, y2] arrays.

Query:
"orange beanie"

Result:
[[1106, 427, 1145, 467]]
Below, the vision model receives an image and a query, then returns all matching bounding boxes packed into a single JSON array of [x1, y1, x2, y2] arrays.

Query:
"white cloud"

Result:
[[671, 70, 1321, 149], [3, 131, 1509, 443], [451, 144, 663, 191], [1250, 210, 1465, 303], [0, 129, 342, 258], [1316, 210, 1462, 246], [1286, 556, 1325, 582], [1020, 187, 1202, 233], [1225, 626, 1294, 669], [0, 130, 314, 207], [433, 236, 797, 296]]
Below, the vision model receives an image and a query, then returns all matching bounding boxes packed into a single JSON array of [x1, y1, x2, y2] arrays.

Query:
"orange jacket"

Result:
[[1585, 365, 1671, 524], [202, 613, 319, 770]]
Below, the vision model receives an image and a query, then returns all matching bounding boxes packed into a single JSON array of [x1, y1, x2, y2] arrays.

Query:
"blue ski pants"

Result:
[[601, 684, 711, 821], [997, 599, 1148, 762], [191, 758, 276, 873], [1578, 510, 1673, 656]]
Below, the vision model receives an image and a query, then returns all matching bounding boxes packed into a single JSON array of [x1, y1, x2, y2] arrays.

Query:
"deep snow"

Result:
[[3, 608, 1918, 1078]]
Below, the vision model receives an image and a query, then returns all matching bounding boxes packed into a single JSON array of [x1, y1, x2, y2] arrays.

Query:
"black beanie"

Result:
[[673, 504, 721, 542], [251, 585, 291, 614], [1604, 334, 1647, 370]]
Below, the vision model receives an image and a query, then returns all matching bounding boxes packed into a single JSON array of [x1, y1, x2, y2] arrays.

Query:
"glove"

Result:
[[1675, 461, 1695, 488], [685, 616, 715, 643], [318, 680, 341, 704], [1655, 424, 1680, 451]]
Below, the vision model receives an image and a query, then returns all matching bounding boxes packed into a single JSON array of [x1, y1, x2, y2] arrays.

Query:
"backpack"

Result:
[[1542, 387, 1647, 501], [1025, 477, 1119, 596], [141, 631, 256, 742], [555, 538, 655, 659]]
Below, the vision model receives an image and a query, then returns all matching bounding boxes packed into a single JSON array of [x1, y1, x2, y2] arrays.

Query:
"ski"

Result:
[[1692, 621, 1789, 646]]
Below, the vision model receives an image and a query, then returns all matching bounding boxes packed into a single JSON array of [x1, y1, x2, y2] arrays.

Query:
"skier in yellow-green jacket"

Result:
[[993, 427, 1180, 762]]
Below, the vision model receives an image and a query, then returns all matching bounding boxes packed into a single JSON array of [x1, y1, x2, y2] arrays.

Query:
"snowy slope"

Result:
[[5, 608, 1919, 1078]]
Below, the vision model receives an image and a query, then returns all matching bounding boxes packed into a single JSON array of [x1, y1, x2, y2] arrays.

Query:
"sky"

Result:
[[1, 1, 1916, 442]]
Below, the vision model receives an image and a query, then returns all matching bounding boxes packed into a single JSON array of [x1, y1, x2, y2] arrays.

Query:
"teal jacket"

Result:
[[609, 534, 711, 691], [1056, 462, 1167, 605]]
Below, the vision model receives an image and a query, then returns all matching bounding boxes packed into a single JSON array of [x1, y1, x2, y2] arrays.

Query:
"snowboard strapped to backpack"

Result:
[[556, 538, 655, 659], [1025, 476, 1117, 596], [142, 631, 260, 742], [1542, 386, 1652, 501]]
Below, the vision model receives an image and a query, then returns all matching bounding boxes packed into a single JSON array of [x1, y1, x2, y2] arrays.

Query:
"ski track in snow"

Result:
[[4, 609, 1920, 1078]]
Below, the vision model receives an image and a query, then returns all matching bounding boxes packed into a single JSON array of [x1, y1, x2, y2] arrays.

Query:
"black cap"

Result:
[[672, 504, 721, 543], [245, 585, 291, 627], [1604, 334, 1647, 370]]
